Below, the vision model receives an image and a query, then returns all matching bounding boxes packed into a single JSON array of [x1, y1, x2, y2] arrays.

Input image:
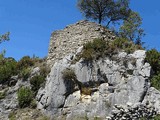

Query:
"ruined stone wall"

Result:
[[47, 20, 115, 66]]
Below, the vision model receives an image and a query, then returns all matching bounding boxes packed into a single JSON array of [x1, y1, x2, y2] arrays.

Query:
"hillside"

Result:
[[0, 21, 160, 120]]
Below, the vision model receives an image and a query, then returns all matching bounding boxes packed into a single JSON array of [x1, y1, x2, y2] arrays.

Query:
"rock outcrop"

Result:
[[37, 48, 154, 119], [36, 21, 160, 120], [1, 20, 160, 120]]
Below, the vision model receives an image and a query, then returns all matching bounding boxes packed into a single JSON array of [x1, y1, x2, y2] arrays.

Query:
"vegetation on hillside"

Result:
[[0, 52, 50, 108], [17, 86, 33, 108], [74, 38, 143, 63], [145, 49, 160, 90]]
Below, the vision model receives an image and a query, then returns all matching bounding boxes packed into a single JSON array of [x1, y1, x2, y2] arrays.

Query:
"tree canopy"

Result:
[[77, 0, 131, 26], [119, 11, 145, 44]]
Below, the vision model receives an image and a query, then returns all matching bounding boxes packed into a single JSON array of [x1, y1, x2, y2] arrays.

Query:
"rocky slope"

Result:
[[37, 47, 160, 120], [1, 21, 160, 120]]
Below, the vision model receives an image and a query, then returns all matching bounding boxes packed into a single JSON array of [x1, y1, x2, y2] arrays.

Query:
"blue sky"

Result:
[[0, 0, 160, 60]]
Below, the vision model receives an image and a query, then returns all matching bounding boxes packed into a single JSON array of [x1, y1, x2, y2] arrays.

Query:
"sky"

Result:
[[0, 0, 160, 60]]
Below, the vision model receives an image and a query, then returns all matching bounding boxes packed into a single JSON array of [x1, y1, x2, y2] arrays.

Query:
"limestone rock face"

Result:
[[37, 49, 154, 119], [143, 87, 160, 113], [47, 20, 115, 67]]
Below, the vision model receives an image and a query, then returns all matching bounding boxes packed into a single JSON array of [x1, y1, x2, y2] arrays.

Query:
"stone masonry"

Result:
[[47, 20, 115, 67]]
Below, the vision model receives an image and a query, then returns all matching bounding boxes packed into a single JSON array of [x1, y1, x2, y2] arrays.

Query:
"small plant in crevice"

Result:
[[80, 86, 92, 95], [30, 75, 45, 95], [30, 99, 37, 109], [105, 100, 111, 108], [127, 70, 134, 75], [62, 68, 94, 96], [62, 68, 77, 81], [62, 68, 78, 96], [0, 91, 6, 99]]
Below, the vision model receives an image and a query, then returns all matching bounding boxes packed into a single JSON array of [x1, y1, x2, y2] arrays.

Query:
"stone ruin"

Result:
[[47, 20, 115, 67]]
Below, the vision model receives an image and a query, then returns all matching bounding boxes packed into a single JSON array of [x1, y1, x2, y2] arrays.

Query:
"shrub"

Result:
[[0, 91, 6, 99], [18, 68, 31, 81], [80, 38, 108, 61], [17, 86, 33, 108], [145, 49, 160, 74], [80, 48, 95, 61], [0, 57, 18, 84], [112, 37, 143, 53], [151, 73, 160, 91], [62, 68, 78, 95], [40, 65, 50, 78], [30, 99, 37, 108], [17, 56, 34, 70], [84, 38, 107, 53], [62, 68, 77, 81], [79, 38, 142, 62], [30, 75, 45, 94], [81, 87, 92, 95]]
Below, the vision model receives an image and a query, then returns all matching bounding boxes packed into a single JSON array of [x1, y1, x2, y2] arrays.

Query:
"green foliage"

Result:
[[140, 114, 160, 120], [153, 114, 160, 120], [81, 38, 108, 61], [0, 91, 6, 99], [8, 111, 16, 120], [80, 48, 95, 61], [145, 49, 160, 90], [30, 75, 45, 94], [77, 0, 131, 25], [119, 11, 145, 44], [39, 65, 50, 78], [17, 56, 34, 70], [0, 57, 18, 84], [151, 73, 160, 91], [18, 68, 31, 81], [145, 49, 160, 74], [62, 68, 77, 81], [80, 38, 142, 62], [30, 99, 37, 108], [112, 37, 143, 53], [17, 86, 33, 108]]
